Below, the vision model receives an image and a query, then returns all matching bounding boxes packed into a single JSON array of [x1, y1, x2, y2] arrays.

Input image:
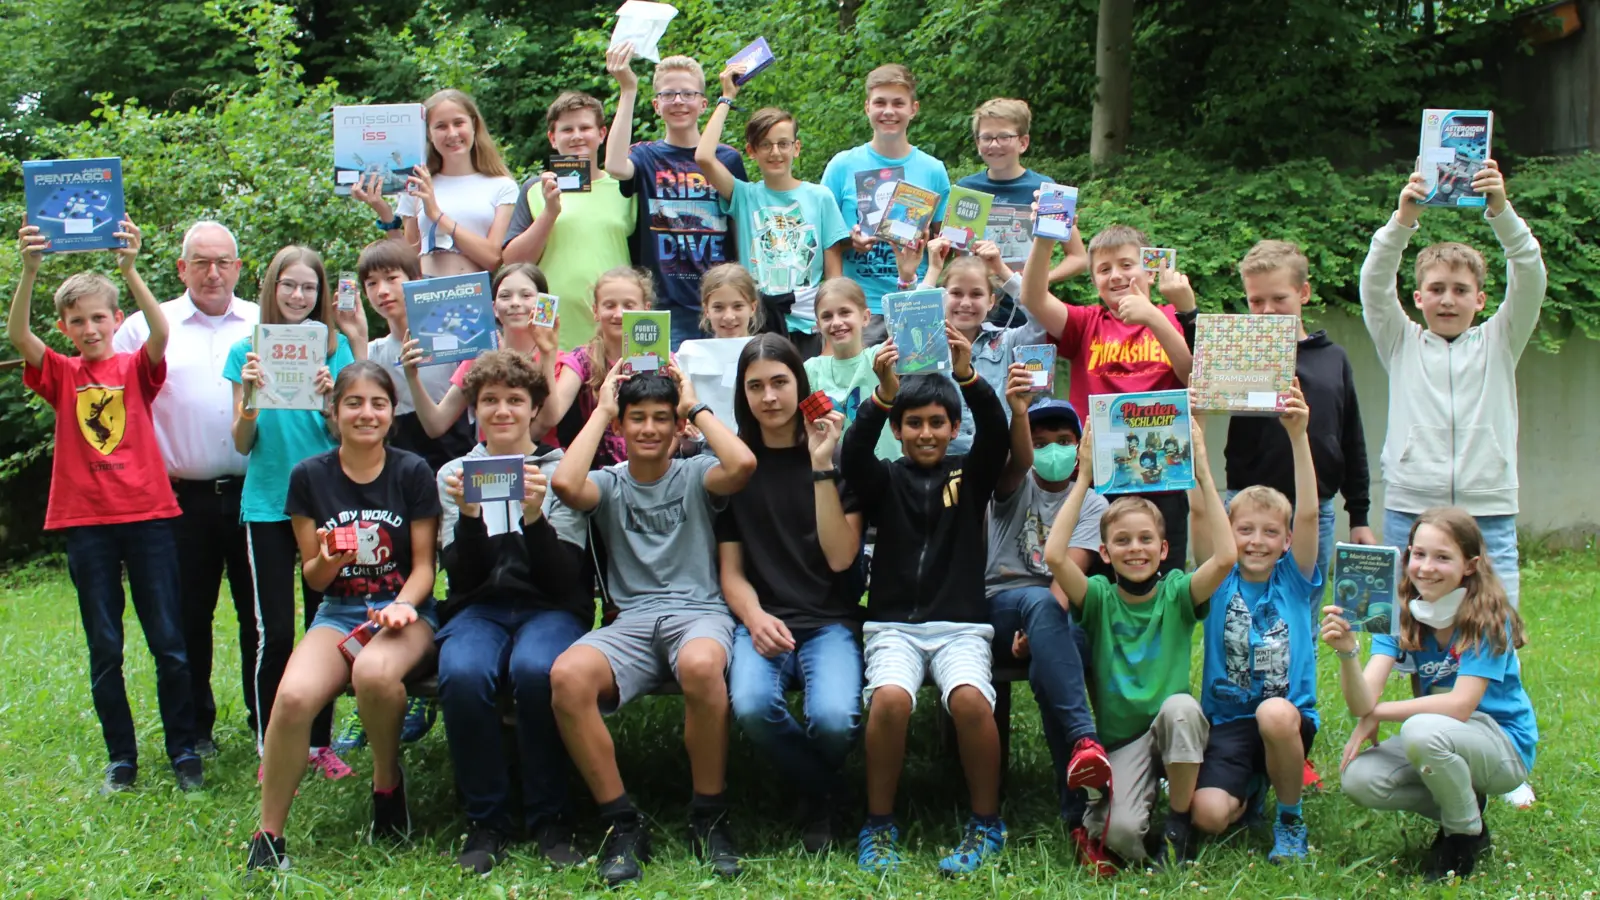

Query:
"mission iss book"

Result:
[[333, 103, 427, 196]]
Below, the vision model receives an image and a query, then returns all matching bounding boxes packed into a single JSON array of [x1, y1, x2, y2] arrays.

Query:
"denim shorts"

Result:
[[309, 597, 441, 636]]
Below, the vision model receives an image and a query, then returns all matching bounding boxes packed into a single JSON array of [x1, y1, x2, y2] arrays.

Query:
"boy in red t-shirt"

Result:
[[8, 221, 201, 795], [1018, 224, 1198, 571]]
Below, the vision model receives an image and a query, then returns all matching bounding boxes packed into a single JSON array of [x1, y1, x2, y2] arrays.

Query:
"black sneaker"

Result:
[[456, 823, 508, 875], [596, 815, 651, 887], [245, 831, 290, 871], [195, 738, 219, 759], [102, 761, 137, 795], [798, 796, 833, 853], [1158, 811, 1195, 867], [370, 768, 411, 841], [173, 755, 204, 792], [1424, 826, 1491, 881], [691, 810, 743, 878], [535, 821, 585, 868]]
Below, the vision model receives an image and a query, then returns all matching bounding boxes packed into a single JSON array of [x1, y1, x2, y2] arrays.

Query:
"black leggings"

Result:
[[245, 520, 334, 748]]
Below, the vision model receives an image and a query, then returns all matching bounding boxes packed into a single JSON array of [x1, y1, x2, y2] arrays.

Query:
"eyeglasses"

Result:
[[277, 280, 320, 297], [756, 140, 797, 153], [187, 257, 236, 271], [656, 90, 704, 103], [977, 133, 1021, 146]]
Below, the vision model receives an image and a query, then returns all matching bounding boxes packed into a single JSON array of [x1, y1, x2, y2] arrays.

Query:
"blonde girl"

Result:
[[803, 277, 900, 460], [698, 264, 764, 338]]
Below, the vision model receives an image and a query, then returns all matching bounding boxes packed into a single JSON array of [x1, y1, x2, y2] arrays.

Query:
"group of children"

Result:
[[5, 40, 1546, 889]]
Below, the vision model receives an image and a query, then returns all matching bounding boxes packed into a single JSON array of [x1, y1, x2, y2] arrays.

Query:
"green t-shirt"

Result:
[[804, 347, 902, 461], [1078, 570, 1200, 747], [508, 173, 637, 351]]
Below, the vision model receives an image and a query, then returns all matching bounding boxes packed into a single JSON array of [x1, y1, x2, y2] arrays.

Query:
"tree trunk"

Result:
[[839, 0, 863, 32], [1090, 0, 1135, 167]]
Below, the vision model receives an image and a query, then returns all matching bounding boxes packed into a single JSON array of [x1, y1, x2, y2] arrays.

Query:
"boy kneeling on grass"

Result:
[[1043, 417, 1235, 872], [840, 327, 1010, 876]]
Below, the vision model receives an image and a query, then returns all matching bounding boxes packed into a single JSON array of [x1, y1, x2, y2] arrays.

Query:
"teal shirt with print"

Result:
[[722, 179, 849, 334]]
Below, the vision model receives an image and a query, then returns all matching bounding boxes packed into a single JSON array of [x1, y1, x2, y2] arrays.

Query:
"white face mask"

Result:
[[1410, 587, 1467, 629]]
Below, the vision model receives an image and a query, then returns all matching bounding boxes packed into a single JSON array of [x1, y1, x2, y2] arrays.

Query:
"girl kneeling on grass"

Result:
[[1322, 507, 1536, 881], [247, 361, 443, 872]]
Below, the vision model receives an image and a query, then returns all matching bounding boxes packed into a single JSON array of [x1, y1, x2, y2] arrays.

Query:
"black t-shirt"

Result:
[[286, 447, 442, 602], [715, 442, 862, 631]]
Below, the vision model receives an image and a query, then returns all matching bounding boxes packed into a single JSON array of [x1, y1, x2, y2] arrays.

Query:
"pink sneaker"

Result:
[[308, 747, 354, 781], [1067, 738, 1112, 793]]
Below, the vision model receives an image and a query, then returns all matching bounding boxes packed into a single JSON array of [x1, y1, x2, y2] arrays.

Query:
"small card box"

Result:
[[339, 621, 381, 663], [461, 454, 526, 504], [1140, 247, 1177, 273], [800, 391, 835, 423], [532, 293, 558, 328], [548, 155, 591, 192]]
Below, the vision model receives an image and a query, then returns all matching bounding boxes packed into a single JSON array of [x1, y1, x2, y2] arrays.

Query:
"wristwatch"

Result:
[[1335, 648, 1359, 660], [812, 468, 841, 483], [376, 214, 403, 232], [687, 403, 712, 423]]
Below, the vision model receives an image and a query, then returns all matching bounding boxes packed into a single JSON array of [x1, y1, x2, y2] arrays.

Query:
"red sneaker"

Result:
[[1067, 737, 1112, 793], [1302, 759, 1323, 791], [1071, 826, 1119, 877]]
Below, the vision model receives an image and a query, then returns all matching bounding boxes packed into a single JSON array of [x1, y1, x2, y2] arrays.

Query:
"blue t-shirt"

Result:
[[619, 140, 749, 313], [1201, 551, 1324, 727], [957, 167, 1054, 323], [223, 333, 355, 523], [1373, 624, 1538, 771], [722, 179, 850, 334], [820, 144, 950, 315]]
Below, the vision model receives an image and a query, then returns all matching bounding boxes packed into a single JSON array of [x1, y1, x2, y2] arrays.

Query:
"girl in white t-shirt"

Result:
[[355, 89, 517, 277]]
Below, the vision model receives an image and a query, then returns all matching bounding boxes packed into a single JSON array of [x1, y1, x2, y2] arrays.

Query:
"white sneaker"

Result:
[[1501, 782, 1536, 809]]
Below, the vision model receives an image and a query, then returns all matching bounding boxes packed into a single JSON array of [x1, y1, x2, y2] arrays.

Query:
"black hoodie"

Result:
[[841, 373, 1008, 624]]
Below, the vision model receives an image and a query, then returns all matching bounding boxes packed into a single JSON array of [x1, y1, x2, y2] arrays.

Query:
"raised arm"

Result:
[[1281, 381, 1320, 579], [839, 342, 899, 509], [808, 410, 866, 572], [110, 221, 165, 365], [1043, 464, 1094, 610], [996, 364, 1035, 498], [696, 66, 744, 200], [1019, 235, 1069, 339], [672, 363, 756, 496], [502, 174, 561, 266], [603, 43, 640, 182], [6, 226, 48, 369], [1047, 225, 1088, 283], [1475, 160, 1548, 359], [552, 361, 623, 512], [399, 337, 467, 438], [1186, 418, 1237, 604], [1360, 173, 1425, 361]]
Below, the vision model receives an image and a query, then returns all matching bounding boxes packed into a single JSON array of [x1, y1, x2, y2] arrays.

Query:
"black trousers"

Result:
[[172, 478, 257, 742], [245, 519, 334, 748]]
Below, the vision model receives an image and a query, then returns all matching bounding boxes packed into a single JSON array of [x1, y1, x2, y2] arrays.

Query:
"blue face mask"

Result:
[[1033, 442, 1079, 482]]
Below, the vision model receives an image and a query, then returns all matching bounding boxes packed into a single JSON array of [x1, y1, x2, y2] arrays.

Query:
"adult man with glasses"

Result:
[[604, 43, 748, 350], [114, 220, 260, 759]]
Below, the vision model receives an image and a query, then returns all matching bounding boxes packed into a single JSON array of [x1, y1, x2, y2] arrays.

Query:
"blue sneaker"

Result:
[[331, 710, 367, 754], [856, 821, 901, 873], [1268, 812, 1308, 863], [938, 816, 1007, 876], [400, 696, 437, 743]]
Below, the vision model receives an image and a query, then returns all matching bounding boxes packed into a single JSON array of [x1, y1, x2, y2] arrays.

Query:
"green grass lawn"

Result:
[[1, 550, 1596, 899]]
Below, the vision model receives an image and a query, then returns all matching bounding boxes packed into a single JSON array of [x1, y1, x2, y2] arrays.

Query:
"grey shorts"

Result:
[[574, 608, 736, 712]]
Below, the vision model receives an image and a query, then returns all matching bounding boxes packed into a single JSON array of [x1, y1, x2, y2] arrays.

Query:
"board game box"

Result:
[[333, 103, 427, 197], [939, 186, 994, 250], [1190, 314, 1298, 415], [853, 167, 904, 229], [1087, 389, 1195, 494], [247, 323, 328, 411], [22, 157, 126, 254], [1033, 182, 1078, 241], [549, 155, 591, 192], [1419, 108, 1493, 209], [883, 288, 950, 375], [1331, 543, 1402, 635], [728, 37, 775, 85], [875, 181, 941, 247], [402, 272, 497, 367], [1013, 344, 1056, 393], [984, 203, 1033, 265], [461, 454, 527, 504], [621, 310, 672, 374]]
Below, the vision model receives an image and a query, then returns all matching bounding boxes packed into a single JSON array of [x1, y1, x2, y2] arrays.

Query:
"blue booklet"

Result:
[[461, 454, 526, 504], [728, 37, 775, 86], [1331, 543, 1402, 634], [402, 272, 498, 366], [1086, 389, 1195, 494], [22, 158, 126, 254], [333, 103, 428, 196], [883, 288, 951, 375]]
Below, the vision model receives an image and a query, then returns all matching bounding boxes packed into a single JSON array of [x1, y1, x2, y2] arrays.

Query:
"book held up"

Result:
[[874, 182, 941, 247], [22, 157, 126, 254], [1190, 314, 1298, 415], [1013, 344, 1056, 393], [727, 37, 775, 85], [247, 323, 328, 411], [939, 186, 994, 251], [1418, 108, 1493, 209], [883, 289, 951, 375], [1331, 543, 1402, 635], [1087, 389, 1195, 494], [461, 455, 527, 504], [1032, 183, 1078, 241], [622, 310, 672, 374], [333, 104, 427, 196]]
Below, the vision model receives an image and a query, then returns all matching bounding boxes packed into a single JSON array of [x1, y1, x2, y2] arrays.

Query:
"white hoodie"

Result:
[[1360, 205, 1547, 516]]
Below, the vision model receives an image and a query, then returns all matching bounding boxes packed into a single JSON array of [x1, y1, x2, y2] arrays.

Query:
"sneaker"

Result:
[[331, 711, 367, 754], [1158, 812, 1194, 867], [690, 810, 743, 878], [1501, 782, 1536, 809], [1071, 826, 1118, 877], [1066, 738, 1112, 794], [195, 738, 219, 759], [938, 816, 1007, 876], [1303, 759, 1324, 791], [400, 696, 437, 743], [799, 797, 833, 853], [1268, 812, 1308, 863], [534, 821, 584, 868], [101, 761, 137, 795], [456, 823, 509, 875], [370, 767, 411, 841], [596, 815, 652, 887], [856, 821, 901, 873], [1423, 826, 1491, 881], [308, 746, 354, 781], [245, 831, 290, 872], [173, 754, 205, 792]]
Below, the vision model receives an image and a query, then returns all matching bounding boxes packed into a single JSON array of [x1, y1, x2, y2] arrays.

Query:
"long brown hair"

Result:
[[1396, 507, 1526, 656], [423, 89, 511, 178], [258, 245, 338, 360]]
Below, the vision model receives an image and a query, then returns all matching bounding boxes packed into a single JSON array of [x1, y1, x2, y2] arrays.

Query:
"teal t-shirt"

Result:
[[1079, 570, 1200, 747], [804, 347, 901, 461], [223, 332, 355, 522], [722, 179, 849, 334]]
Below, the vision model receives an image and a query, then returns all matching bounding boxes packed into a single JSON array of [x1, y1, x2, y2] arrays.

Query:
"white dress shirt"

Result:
[[113, 292, 261, 480]]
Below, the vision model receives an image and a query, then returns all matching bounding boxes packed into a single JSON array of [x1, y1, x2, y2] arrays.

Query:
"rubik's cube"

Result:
[[328, 525, 360, 553], [800, 391, 835, 422]]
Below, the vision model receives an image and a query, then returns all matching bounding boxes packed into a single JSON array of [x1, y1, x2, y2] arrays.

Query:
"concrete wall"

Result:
[[1501, 0, 1600, 156], [1201, 308, 1600, 547]]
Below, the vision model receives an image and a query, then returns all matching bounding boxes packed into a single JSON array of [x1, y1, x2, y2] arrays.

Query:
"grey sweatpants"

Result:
[[1342, 711, 1527, 835], [1085, 693, 1209, 862]]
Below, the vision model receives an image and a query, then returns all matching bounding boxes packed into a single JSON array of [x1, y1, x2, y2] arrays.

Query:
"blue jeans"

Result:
[[729, 623, 863, 797], [664, 304, 707, 352], [1224, 491, 1337, 600], [1384, 509, 1520, 609], [990, 586, 1096, 811], [436, 605, 589, 831], [65, 520, 197, 765]]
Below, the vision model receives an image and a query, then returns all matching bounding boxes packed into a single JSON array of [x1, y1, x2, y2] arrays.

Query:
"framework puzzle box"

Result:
[[22, 158, 126, 254], [402, 272, 497, 366], [333, 103, 427, 196], [1087, 389, 1194, 494], [1418, 108, 1493, 209], [1190, 314, 1298, 415]]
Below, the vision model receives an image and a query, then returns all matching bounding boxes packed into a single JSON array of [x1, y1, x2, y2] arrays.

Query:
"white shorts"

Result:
[[862, 621, 996, 713]]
